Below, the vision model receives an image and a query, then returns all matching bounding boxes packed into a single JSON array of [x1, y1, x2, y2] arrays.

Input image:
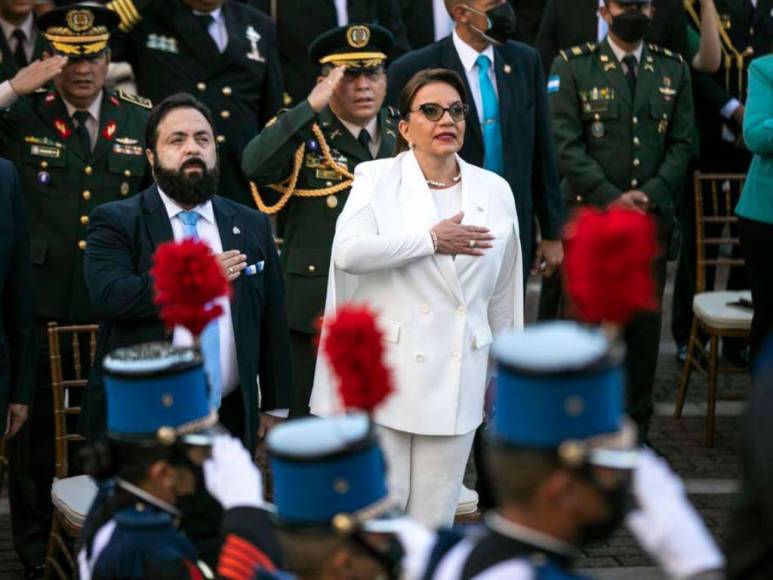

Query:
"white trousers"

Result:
[[378, 425, 476, 528]]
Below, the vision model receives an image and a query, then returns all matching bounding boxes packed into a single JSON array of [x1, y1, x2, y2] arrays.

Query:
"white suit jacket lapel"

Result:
[[400, 152, 465, 305]]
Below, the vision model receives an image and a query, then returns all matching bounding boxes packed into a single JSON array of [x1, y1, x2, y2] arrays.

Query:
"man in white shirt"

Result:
[[82, 93, 293, 455], [0, 0, 47, 80]]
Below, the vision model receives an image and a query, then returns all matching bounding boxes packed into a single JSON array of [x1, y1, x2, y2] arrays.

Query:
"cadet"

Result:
[[242, 24, 400, 416], [548, 0, 693, 442], [0, 5, 152, 575], [105, 0, 284, 207], [78, 342, 281, 578]]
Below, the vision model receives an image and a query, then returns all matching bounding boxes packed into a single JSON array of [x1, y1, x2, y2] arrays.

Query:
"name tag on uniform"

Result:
[[315, 169, 343, 181], [30, 145, 61, 158]]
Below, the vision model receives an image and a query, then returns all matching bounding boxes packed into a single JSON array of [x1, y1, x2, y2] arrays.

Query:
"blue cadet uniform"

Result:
[[264, 413, 416, 580], [78, 343, 280, 580]]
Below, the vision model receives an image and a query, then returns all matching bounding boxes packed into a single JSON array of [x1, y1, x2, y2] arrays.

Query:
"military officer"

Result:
[[105, 0, 284, 207], [548, 0, 694, 442], [78, 343, 281, 578], [242, 24, 400, 416], [0, 5, 151, 575]]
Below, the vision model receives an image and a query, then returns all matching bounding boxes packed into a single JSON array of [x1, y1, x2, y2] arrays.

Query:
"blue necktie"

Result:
[[476, 55, 504, 177], [177, 211, 222, 409]]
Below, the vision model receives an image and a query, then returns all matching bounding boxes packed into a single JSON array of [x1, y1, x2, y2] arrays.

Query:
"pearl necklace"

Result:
[[426, 172, 462, 188]]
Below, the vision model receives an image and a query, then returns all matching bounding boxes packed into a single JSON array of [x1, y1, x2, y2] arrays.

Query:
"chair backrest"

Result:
[[48, 322, 99, 479], [693, 172, 746, 294]]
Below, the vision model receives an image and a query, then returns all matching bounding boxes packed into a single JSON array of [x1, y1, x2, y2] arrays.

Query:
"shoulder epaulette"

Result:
[[264, 108, 290, 128], [648, 44, 684, 63], [117, 90, 152, 109], [560, 42, 597, 61]]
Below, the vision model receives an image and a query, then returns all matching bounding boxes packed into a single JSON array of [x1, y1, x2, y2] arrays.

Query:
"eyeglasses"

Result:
[[411, 102, 469, 122]]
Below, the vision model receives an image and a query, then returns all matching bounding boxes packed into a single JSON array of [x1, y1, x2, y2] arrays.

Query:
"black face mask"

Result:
[[154, 156, 219, 208], [608, 11, 651, 44], [576, 476, 632, 545], [466, 2, 516, 45]]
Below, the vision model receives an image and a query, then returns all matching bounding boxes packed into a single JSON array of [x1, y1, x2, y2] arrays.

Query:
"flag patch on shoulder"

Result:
[[547, 76, 560, 94]]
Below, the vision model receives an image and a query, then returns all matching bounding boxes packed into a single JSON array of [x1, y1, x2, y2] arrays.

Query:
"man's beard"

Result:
[[154, 156, 219, 207]]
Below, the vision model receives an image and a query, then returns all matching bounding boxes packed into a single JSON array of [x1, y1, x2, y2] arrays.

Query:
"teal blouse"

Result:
[[737, 55, 773, 225]]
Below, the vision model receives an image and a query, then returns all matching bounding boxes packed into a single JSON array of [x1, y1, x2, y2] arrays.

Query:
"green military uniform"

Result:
[[242, 23, 398, 416], [548, 37, 694, 440], [0, 88, 151, 322]]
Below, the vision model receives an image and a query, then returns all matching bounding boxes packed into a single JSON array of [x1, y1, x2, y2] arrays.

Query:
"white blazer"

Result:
[[310, 151, 524, 436]]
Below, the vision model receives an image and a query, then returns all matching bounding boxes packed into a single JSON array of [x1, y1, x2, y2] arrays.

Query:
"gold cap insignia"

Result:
[[346, 25, 370, 49], [67, 9, 94, 32]]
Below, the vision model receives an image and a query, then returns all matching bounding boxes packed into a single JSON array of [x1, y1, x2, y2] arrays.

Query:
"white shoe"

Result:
[[455, 484, 479, 516]]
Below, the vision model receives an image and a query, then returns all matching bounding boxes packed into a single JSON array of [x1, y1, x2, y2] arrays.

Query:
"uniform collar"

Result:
[[192, 6, 224, 23], [337, 114, 379, 143], [158, 185, 216, 225], [62, 91, 103, 123], [452, 28, 495, 73], [485, 512, 577, 557], [606, 35, 643, 64], [0, 12, 34, 45]]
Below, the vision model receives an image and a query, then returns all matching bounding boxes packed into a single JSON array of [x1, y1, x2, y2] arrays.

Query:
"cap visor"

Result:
[[180, 423, 229, 447], [586, 418, 639, 470]]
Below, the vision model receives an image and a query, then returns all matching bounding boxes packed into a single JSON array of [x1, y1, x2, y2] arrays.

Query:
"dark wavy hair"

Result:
[[395, 68, 468, 154], [145, 92, 216, 154]]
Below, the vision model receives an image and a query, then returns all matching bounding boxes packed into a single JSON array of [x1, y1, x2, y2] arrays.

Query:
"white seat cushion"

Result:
[[51, 475, 98, 528], [455, 484, 479, 516], [693, 291, 753, 330]]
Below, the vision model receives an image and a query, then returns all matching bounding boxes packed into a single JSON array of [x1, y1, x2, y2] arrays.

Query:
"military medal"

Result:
[[245, 25, 266, 62], [37, 170, 50, 184], [306, 139, 319, 152], [591, 113, 605, 138], [658, 115, 669, 134]]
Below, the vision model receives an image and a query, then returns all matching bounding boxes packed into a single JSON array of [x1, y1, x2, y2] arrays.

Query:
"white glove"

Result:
[[203, 435, 265, 510], [626, 449, 724, 579]]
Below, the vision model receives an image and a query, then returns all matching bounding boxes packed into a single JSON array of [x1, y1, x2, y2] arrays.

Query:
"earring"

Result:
[[409, 142, 415, 149]]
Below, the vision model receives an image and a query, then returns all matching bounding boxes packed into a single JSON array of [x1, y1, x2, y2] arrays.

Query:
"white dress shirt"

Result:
[[597, 0, 608, 42], [433, 0, 455, 41], [334, 0, 348, 26], [158, 189, 240, 398], [452, 29, 497, 125], [63, 92, 103, 151], [339, 115, 381, 158], [193, 7, 228, 53], [0, 12, 35, 62], [607, 36, 643, 72]]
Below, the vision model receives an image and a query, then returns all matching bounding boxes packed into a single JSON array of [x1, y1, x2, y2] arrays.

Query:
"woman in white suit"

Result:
[[311, 69, 524, 527]]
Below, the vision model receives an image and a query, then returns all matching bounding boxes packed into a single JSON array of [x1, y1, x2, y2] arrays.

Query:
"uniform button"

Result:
[[121, 182, 130, 196], [415, 353, 426, 362], [80, 215, 89, 225], [82, 190, 91, 200], [633, 158, 640, 167], [222, 86, 232, 96], [325, 181, 333, 187], [308, 264, 316, 273], [40, 160, 48, 169], [326, 195, 338, 208], [451, 351, 461, 361], [420, 304, 430, 314], [633, 137, 640, 146], [633, 116, 639, 125], [220, 110, 230, 119], [631, 179, 639, 187], [124, 169, 131, 177], [575, 195, 582, 202], [457, 305, 466, 315], [216, 135, 226, 144], [197, 82, 207, 92], [84, 165, 93, 175], [78, 240, 87, 250]]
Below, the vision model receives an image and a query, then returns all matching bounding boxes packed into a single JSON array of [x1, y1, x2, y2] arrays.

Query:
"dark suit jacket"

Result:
[[536, 0, 689, 74], [0, 159, 36, 434], [81, 186, 292, 452], [110, 0, 284, 207], [251, 0, 411, 104], [0, 23, 47, 82], [386, 36, 563, 270]]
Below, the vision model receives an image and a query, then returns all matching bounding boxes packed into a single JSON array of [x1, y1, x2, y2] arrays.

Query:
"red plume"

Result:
[[563, 207, 658, 325], [321, 304, 394, 412], [151, 239, 231, 337]]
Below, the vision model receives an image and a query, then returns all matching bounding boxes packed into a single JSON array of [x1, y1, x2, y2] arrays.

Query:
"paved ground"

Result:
[[0, 263, 749, 579]]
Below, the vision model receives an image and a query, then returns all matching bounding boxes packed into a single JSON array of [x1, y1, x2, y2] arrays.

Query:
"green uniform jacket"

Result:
[[242, 100, 399, 334], [0, 89, 151, 322], [549, 41, 694, 221]]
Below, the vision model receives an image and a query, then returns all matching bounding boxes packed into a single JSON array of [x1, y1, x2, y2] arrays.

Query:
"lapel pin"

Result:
[[503, 64, 511, 74], [232, 226, 241, 235], [477, 205, 484, 212]]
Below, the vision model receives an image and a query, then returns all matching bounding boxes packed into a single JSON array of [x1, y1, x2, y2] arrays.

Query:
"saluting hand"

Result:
[[9, 54, 67, 97], [307, 65, 346, 113], [432, 211, 495, 257]]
